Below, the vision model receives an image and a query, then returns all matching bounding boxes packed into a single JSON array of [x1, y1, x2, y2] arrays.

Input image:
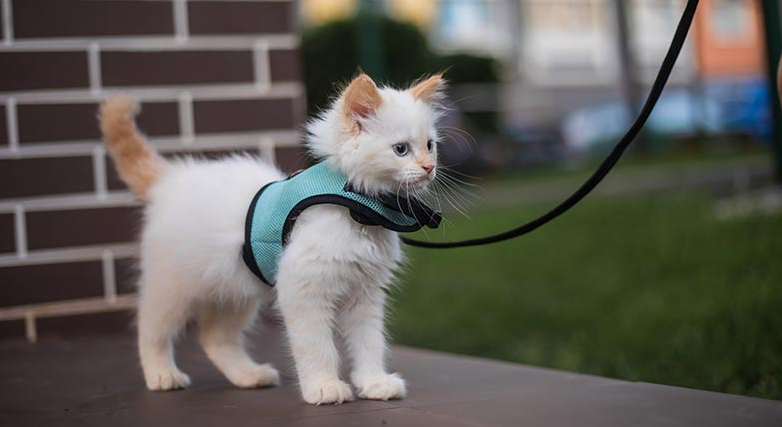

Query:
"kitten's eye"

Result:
[[393, 143, 409, 157], [427, 139, 434, 152]]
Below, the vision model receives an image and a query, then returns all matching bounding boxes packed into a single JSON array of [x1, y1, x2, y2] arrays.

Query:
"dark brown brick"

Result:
[[0, 214, 15, 254], [0, 261, 103, 307], [102, 51, 254, 87], [26, 206, 141, 250], [269, 49, 302, 82], [13, 0, 174, 38], [0, 157, 93, 199], [37, 310, 133, 337], [18, 103, 99, 143], [0, 52, 89, 92], [188, 1, 294, 35], [275, 145, 310, 174], [106, 157, 127, 192], [193, 99, 295, 134], [137, 102, 181, 137], [114, 258, 137, 294], [0, 104, 7, 145], [0, 320, 25, 341], [17, 102, 179, 144]]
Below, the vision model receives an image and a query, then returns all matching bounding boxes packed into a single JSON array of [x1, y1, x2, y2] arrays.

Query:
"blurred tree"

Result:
[[356, 0, 385, 81], [301, 13, 499, 132], [431, 53, 499, 132]]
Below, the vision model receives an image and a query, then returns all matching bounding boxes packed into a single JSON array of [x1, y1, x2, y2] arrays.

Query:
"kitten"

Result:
[[99, 73, 445, 405]]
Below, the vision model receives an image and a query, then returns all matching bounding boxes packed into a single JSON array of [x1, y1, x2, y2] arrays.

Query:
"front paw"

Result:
[[144, 368, 191, 391], [353, 373, 406, 401], [229, 363, 280, 389], [301, 378, 354, 405]]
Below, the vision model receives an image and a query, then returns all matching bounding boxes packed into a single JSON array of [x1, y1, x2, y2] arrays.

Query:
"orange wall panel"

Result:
[[693, 0, 766, 77]]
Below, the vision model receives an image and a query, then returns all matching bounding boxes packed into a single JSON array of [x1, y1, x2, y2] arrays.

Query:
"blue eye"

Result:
[[393, 143, 409, 156]]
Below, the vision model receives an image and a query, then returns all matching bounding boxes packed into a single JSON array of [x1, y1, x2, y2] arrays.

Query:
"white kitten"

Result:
[[99, 73, 445, 405]]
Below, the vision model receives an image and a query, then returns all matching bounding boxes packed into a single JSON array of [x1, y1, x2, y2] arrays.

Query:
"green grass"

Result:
[[495, 150, 769, 184], [389, 188, 782, 400]]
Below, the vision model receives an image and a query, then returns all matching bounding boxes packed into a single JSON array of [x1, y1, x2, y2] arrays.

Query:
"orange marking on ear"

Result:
[[410, 74, 445, 104], [342, 74, 382, 121]]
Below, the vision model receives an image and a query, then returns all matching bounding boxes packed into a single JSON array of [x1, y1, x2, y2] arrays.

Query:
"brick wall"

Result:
[[0, 0, 306, 341]]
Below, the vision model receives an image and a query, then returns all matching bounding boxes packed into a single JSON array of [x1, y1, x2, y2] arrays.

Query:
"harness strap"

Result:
[[242, 163, 442, 285]]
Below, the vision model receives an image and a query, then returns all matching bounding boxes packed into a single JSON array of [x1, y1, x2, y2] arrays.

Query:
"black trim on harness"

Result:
[[241, 182, 274, 284], [344, 183, 443, 229], [242, 182, 442, 285], [374, 193, 442, 229], [280, 195, 431, 246]]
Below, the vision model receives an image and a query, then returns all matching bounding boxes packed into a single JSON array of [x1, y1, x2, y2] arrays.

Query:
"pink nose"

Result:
[[422, 164, 435, 174]]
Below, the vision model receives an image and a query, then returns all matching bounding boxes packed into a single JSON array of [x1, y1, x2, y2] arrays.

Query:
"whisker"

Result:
[[438, 169, 481, 188], [439, 164, 481, 181], [440, 126, 479, 155], [429, 181, 456, 228], [437, 174, 480, 207], [395, 179, 405, 215], [406, 178, 431, 239], [436, 180, 472, 219], [442, 95, 477, 112], [440, 129, 476, 155]]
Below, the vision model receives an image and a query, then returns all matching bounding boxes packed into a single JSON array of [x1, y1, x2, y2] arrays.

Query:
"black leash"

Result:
[[402, 0, 700, 249]]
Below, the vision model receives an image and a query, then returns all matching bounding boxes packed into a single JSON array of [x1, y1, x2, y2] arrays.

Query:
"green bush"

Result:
[[431, 52, 497, 83], [301, 13, 499, 131]]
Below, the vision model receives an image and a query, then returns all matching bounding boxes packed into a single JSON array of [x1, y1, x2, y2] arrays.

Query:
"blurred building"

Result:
[[694, 0, 765, 77], [301, 0, 771, 153], [687, 0, 770, 144]]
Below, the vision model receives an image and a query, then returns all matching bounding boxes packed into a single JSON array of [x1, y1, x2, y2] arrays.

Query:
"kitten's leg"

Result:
[[198, 299, 280, 389], [137, 273, 192, 391], [341, 286, 406, 400], [276, 270, 353, 405]]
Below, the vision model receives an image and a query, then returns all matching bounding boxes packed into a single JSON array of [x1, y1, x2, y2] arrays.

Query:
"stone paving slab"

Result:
[[1, 327, 780, 427]]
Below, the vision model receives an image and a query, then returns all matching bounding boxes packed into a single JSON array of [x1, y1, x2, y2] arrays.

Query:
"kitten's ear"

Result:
[[410, 74, 445, 104], [342, 74, 382, 121]]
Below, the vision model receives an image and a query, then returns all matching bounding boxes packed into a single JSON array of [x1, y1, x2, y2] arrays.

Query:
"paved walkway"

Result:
[[2, 328, 781, 427]]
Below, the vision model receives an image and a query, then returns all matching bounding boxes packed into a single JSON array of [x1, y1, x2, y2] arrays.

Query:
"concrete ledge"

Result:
[[1, 327, 780, 426]]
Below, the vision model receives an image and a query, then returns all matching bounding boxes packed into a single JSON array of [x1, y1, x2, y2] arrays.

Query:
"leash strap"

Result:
[[402, 0, 700, 249]]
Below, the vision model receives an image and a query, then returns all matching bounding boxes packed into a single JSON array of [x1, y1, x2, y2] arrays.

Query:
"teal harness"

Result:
[[242, 162, 441, 285]]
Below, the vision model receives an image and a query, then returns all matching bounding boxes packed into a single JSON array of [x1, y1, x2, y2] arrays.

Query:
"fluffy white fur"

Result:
[[119, 74, 444, 405]]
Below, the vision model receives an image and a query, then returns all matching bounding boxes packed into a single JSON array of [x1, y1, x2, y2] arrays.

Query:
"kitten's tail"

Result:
[[99, 96, 166, 200]]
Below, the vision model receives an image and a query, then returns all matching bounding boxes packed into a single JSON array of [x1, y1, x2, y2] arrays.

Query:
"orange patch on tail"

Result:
[[99, 96, 165, 200]]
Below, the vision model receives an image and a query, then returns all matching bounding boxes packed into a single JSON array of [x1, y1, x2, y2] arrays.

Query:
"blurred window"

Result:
[[711, 0, 749, 42], [526, 0, 604, 31], [522, 0, 613, 85], [630, 0, 694, 82], [633, 0, 678, 34], [431, 0, 512, 54]]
